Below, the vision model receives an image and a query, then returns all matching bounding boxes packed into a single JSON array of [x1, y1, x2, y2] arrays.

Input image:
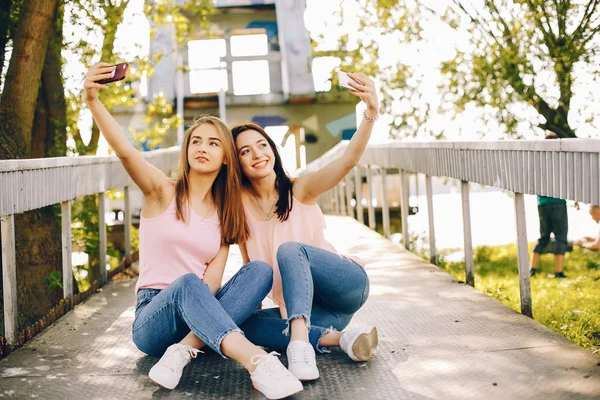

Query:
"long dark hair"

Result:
[[231, 123, 294, 221]]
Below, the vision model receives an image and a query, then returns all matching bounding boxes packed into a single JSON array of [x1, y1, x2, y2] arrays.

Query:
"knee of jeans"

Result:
[[178, 273, 204, 290], [132, 331, 162, 358], [346, 273, 370, 313], [277, 242, 303, 263], [247, 261, 273, 286], [359, 276, 370, 307]]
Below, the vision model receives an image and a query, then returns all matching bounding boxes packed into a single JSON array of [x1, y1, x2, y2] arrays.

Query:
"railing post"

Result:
[[1, 214, 17, 345], [344, 173, 354, 218], [332, 187, 340, 215], [98, 192, 107, 286], [327, 191, 334, 214], [426, 175, 437, 264], [354, 166, 364, 224], [61, 201, 73, 303], [124, 186, 132, 266], [381, 167, 391, 238], [461, 180, 475, 287], [366, 165, 376, 230], [400, 170, 410, 249], [514, 193, 533, 318], [338, 183, 347, 216]]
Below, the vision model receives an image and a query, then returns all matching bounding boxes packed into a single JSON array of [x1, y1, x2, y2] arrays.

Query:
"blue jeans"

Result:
[[132, 261, 272, 358], [241, 242, 370, 353]]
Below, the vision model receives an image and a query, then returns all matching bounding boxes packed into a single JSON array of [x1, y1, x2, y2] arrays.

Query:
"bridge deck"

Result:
[[0, 216, 598, 399]]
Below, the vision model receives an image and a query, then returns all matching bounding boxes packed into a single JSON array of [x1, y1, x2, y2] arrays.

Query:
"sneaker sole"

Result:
[[148, 367, 178, 390], [253, 382, 303, 400], [351, 327, 378, 362], [290, 367, 319, 381]]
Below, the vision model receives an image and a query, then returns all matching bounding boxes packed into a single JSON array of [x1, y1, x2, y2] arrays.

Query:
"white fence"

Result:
[[0, 148, 180, 345], [306, 139, 600, 319]]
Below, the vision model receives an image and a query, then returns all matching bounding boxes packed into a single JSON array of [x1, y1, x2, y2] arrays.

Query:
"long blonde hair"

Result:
[[174, 116, 250, 244]]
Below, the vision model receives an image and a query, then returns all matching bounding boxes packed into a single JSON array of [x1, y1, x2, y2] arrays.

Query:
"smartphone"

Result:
[[338, 71, 356, 90], [96, 62, 128, 84]]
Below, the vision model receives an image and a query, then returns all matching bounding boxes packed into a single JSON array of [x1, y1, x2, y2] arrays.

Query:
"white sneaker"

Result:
[[340, 326, 378, 362], [250, 352, 303, 399], [286, 340, 319, 381], [148, 343, 201, 389]]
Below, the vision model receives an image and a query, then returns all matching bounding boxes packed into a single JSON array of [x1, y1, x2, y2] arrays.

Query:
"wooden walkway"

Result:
[[0, 216, 598, 399]]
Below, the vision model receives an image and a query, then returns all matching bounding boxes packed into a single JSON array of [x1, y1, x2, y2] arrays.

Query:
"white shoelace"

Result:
[[163, 345, 202, 371], [251, 351, 281, 367], [251, 351, 288, 381], [289, 342, 313, 364]]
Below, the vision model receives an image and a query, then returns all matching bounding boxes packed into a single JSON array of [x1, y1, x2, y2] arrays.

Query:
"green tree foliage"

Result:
[[312, 0, 431, 139], [65, 0, 214, 155], [439, 0, 600, 138], [0, 0, 215, 329], [326, 0, 600, 139], [62, 0, 214, 286]]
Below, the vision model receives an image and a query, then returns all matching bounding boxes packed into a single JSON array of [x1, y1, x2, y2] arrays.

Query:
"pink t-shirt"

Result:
[[135, 197, 221, 292], [244, 198, 340, 311]]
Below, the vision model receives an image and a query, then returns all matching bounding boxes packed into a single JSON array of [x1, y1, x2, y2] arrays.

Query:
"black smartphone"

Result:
[[96, 62, 128, 84]]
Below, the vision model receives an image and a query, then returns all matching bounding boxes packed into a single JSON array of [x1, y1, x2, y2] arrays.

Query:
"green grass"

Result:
[[435, 243, 600, 353]]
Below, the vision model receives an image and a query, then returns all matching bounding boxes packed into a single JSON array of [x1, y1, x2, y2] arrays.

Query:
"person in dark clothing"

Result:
[[530, 132, 568, 278]]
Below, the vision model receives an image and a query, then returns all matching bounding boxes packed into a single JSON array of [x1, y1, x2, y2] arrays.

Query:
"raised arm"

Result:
[[294, 72, 379, 203], [203, 245, 230, 295], [83, 63, 170, 197]]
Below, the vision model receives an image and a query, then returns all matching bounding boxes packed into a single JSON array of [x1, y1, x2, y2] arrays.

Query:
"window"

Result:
[[232, 60, 270, 95], [190, 69, 229, 94], [231, 34, 268, 57], [187, 30, 272, 96], [188, 39, 227, 93]]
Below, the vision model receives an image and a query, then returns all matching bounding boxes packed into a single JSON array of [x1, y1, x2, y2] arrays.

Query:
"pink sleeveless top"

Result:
[[244, 198, 338, 310], [135, 197, 221, 292]]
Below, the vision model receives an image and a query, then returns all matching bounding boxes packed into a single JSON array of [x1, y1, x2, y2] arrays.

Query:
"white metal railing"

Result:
[[305, 139, 600, 319], [0, 148, 179, 345]]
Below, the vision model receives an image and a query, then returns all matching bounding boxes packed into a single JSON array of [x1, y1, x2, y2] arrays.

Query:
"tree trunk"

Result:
[[14, 208, 63, 330], [32, 1, 66, 158], [536, 105, 576, 138], [0, 0, 12, 89], [0, 0, 58, 154], [0, 132, 63, 334], [0, 0, 62, 335]]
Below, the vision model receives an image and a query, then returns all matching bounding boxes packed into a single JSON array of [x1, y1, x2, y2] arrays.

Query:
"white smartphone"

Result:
[[338, 71, 356, 90]]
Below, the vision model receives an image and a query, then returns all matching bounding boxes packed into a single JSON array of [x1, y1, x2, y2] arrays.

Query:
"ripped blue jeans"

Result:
[[241, 242, 370, 353], [132, 261, 272, 358]]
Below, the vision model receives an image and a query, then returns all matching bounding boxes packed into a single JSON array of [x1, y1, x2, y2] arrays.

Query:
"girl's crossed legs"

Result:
[[241, 242, 377, 380], [132, 261, 303, 398]]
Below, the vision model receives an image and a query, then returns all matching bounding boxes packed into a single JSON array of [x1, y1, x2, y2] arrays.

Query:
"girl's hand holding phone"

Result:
[[345, 72, 378, 113], [83, 62, 128, 103], [83, 63, 114, 102]]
